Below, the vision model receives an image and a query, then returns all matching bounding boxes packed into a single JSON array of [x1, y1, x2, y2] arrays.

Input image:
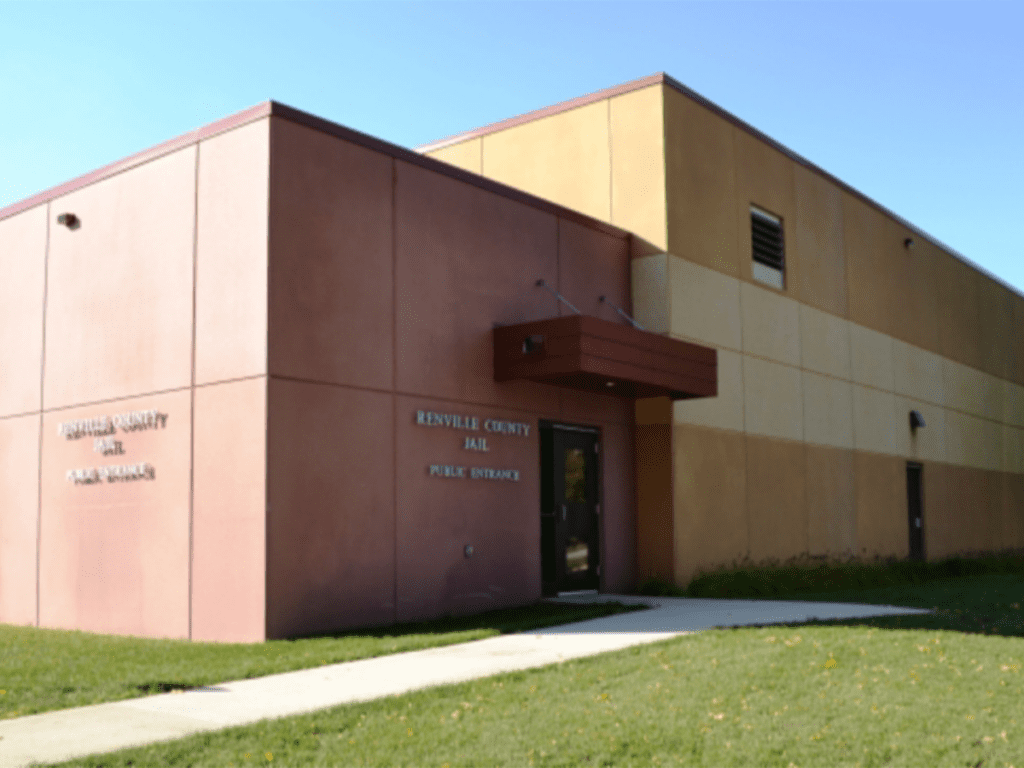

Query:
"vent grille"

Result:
[[750, 206, 784, 271]]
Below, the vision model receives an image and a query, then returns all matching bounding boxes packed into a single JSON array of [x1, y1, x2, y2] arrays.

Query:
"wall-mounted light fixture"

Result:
[[903, 237, 915, 250], [909, 410, 926, 431], [56, 213, 80, 230], [522, 334, 545, 354], [464, 545, 474, 559]]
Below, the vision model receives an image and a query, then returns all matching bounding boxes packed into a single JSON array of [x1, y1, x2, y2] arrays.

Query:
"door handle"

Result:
[[561, 504, 567, 521]]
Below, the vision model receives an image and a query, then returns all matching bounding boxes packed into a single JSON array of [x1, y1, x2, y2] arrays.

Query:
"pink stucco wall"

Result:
[[0, 105, 638, 641]]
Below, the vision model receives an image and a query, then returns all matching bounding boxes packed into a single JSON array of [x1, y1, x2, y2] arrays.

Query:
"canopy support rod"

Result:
[[535, 279, 580, 315], [599, 295, 644, 330]]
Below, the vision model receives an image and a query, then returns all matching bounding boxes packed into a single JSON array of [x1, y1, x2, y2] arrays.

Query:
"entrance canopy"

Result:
[[494, 315, 716, 400]]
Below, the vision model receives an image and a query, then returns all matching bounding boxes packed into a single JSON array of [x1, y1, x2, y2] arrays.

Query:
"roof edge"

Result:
[[416, 73, 667, 153], [0, 99, 632, 244], [0, 102, 274, 222], [415, 73, 1021, 300]]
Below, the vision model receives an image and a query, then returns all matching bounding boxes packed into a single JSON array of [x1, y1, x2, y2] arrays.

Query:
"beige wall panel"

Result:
[[1001, 474, 1024, 551], [852, 384, 897, 456], [0, 206, 47, 417], [936, 250, 984, 372], [944, 409, 999, 472], [982, 470, 1006, 553], [0, 414, 40, 626], [922, 462, 954, 559], [1001, 425, 1024, 476], [1013, 296, 1024, 386], [266, 379, 395, 638], [39, 389, 191, 638], [982, 372, 1006, 424], [892, 339, 945, 406], [806, 445, 856, 557], [802, 372, 854, 449], [664, 89, 740, 277], [979, 277, 1013, 381], [746, 436, 808, 563], [740, 282, 800, 366], [195, 120, 269, 386], [842, 192, 893, 336], [426, 138, 482, 175], [843, 193, 925, 344], [192, 378, 266, 642], [1005, 381, 1024, 428], [44, 148, 197, 409], [673, 347, 744, 432], [854, 452, 907, 559], [673, 424, 748, 583], [849, 323, 895, 392], [792, 164, 848, 316], [743, 357, 803, 442], [921, 462, 958, 561], [942, 358, 989, 419], [609, 85, 667, 250], [394, 161, 561, 411], [631, 253, 669, 334], [894, 397, 945, 463], [799, 304, 851, 381], [269, 119, 394, 391], [636, 423, 674, 582], [899, 238, 943, 354], [942, 466, 1001, 554], [733, 129, 797, 287], [979, 418, 1003, 473], [669, 255, 742, 351], [482, 100, 611, 222]]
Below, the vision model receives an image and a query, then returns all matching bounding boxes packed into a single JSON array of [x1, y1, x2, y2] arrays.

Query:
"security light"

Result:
[[522, 335, 545, 354], [57, 213, 80, 230], [904, 237, 915, 250], [910, 410, 926, 430]]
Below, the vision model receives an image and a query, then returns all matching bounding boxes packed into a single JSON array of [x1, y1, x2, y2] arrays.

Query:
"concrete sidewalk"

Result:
[[0, 596, 928, 767]]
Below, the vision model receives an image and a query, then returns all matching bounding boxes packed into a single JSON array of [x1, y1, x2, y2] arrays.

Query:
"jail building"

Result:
[[0, 73, 1019, 642]]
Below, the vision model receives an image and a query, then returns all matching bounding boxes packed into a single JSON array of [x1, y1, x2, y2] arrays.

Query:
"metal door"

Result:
[[540, 423, 600, 595]]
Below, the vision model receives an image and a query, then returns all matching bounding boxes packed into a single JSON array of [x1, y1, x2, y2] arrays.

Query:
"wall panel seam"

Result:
[[187, 144, 200, 641], [35, 201, 52, 627], [0, 409, 44, 421], [391, 158, 398, 625]]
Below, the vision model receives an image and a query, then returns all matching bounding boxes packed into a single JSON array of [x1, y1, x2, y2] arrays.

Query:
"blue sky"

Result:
[[2, 1, 1021, 291]]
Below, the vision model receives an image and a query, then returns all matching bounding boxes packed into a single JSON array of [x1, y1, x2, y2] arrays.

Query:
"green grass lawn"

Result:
[[0, 601, 641, 720], [45, 571, 1024, 767]]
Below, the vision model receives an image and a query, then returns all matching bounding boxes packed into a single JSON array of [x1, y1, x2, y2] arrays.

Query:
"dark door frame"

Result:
[[539, 421, 602, 596]]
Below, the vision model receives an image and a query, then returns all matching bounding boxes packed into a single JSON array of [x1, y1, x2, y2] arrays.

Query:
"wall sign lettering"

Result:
[[61, 408, 166, 486], [415, 410, 528, 482]]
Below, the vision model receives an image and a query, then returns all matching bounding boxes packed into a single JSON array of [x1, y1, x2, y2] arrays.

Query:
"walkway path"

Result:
[[0, 595, 928, 767]]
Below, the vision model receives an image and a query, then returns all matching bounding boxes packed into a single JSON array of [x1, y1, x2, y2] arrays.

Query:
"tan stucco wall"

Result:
[[424, 84, 668, 252], [429, 79, 1024, 584]]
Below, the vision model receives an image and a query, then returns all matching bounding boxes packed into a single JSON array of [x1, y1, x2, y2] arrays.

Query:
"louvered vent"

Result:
[[750, 206, 784, 289]]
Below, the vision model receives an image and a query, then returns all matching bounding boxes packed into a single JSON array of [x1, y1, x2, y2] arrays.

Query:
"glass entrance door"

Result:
[[540, 424, 600, 595]]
